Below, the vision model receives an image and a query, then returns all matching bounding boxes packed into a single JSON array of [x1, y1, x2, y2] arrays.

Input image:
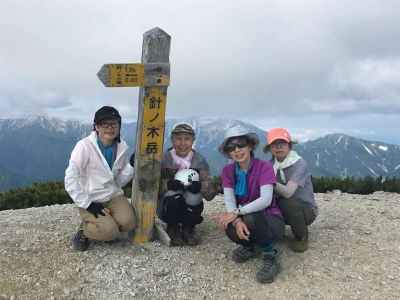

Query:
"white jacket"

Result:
[[65, 131, 134, 209]]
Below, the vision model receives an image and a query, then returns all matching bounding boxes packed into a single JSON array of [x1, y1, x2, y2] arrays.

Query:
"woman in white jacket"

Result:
[[65, 106, 135, 251]]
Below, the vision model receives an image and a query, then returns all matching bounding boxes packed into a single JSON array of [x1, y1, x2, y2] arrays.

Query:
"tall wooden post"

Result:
[[97, 27, 171, 244], [132, 28, 171, 243]]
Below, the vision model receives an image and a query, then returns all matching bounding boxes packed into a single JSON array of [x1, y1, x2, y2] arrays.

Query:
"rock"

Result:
[[329, 189, 342, 195], [1, 195, 400, 299], [154, 268, 170, 277]]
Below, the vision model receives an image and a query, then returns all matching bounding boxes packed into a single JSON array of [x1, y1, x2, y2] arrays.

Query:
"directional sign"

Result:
[[97, 64, 144, 87], [97, 63, 170, 87]]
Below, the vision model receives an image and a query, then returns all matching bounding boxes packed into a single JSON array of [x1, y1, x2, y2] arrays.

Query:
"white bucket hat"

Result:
[[219, 125, 259, 156]]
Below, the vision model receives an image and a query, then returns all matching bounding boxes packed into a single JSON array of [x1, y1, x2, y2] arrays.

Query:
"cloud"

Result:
[[297, 58, 400, 115], [0, 0, 399, 143], [331, 58, 400, 102]]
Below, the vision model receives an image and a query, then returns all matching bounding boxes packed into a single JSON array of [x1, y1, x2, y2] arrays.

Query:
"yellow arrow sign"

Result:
[[97, 63, 170, 87], [97, 64, 144, 87]]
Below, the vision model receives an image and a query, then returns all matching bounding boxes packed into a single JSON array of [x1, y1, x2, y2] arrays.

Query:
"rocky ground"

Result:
[[1, 192, 400, 300]]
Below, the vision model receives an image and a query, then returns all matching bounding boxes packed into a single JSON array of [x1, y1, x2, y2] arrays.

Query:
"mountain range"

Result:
[[0, 116, 398, 191]]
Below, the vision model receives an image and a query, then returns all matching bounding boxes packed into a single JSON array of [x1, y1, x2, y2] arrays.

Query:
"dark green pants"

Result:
[[277, 197, 316, 240]]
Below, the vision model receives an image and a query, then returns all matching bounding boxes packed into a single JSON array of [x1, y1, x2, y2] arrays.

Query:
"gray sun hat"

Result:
[[219, 125, 259, 157]]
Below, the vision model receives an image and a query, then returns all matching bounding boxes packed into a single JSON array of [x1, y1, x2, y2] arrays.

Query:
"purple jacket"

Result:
[[221, 158, 282, 217]]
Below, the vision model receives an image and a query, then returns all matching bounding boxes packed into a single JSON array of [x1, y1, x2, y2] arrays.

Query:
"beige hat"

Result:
[[171, 122, 195, 138]]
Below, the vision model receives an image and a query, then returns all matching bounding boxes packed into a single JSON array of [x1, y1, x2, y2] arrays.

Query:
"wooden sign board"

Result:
[[97, 63, 170, 87], [97, 27, 171, 245]]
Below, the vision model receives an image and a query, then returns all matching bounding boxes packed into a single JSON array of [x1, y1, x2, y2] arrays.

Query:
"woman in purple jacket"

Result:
[[214, 125, 284, 284]]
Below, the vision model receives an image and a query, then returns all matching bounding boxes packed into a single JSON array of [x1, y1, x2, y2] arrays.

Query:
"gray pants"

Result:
[[225, 211, 284, 247], [277, 197, 316, 240]]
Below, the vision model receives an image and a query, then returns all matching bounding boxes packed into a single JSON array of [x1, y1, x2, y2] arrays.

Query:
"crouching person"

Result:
[[65, 106, 136, 251], [264, 128, 318, 252], [214, 126, 284, 284], [157, 123, 218, 246]]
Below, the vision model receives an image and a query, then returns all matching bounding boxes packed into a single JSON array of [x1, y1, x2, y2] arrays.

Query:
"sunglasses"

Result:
[[224, 139, 248, 153]]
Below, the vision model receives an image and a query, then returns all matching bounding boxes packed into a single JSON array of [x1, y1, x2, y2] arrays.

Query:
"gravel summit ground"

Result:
[[1, 192, 400, 300]]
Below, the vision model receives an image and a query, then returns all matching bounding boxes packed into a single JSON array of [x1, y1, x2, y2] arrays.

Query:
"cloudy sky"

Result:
[[1, 0, 399, 143]]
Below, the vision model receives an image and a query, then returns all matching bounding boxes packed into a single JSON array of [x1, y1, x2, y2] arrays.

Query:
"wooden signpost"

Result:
[[97, 27, 171, 244]]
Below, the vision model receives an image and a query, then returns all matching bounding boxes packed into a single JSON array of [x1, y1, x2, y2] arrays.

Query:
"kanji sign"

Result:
[[140, 88, 166, 160], [97, 63, 144, 87], [96, 27, 171, 245], [97, 63, 170, 87]]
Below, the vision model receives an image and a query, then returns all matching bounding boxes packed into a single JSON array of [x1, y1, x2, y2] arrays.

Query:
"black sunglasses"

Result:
[[224, 139, 248, 153]]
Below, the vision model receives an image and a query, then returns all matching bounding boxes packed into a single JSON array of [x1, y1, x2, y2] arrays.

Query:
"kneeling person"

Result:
[[264, 128, 318, 252], [158, 123, 217, 246], [215, 125, 284, 284], [65, 106, 136, 251]]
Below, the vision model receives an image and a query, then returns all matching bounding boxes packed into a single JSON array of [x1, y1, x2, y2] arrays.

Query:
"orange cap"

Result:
[[266, 128, 291, 145]]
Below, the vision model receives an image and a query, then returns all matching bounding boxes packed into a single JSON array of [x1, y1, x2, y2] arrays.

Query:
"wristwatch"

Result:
[[233, 207, 241, 215]]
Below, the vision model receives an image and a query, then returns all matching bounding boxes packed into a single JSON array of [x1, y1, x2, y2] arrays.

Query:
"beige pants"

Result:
[[79, 195, 136, 241]]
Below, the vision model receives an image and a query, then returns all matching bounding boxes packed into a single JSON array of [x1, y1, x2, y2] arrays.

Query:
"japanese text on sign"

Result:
[[140, 88, 166, 159], [108, 64, 145, 87]]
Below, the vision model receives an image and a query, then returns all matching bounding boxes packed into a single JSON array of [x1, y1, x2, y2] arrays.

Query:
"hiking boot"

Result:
[[182, 225, 200, 246], [72, 229, 89, 251], [167, 224, 185, 247], [232, 245, 257, 263], [256, 249, 280, 284], [289, 237, 309, 252]]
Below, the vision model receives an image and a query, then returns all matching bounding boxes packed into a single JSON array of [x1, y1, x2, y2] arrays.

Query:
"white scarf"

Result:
[[273, 150, 301, 183], [170, 149, 194, 170]]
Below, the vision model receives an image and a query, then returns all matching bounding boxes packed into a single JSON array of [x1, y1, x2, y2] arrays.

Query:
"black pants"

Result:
[[277, 197, 316, 240], [160, 195, 204, 227], [225, 211, 284, 247]]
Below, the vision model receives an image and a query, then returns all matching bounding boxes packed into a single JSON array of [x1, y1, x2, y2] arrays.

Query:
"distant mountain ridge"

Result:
[[296, 133, 400, 178], [0, 116, 399, 191]]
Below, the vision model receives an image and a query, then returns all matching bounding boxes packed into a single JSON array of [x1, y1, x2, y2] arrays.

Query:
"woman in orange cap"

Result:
[[264, 128, 318, 252]]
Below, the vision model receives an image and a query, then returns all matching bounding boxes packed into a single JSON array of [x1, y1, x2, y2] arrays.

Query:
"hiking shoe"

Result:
[[232, 245, 257, 263], [256, 249, 280, 284], [289, 237, 309, 252], [167, 224, 185, 247], [182, 225, 200, 246], [72, 230, 89, 251]]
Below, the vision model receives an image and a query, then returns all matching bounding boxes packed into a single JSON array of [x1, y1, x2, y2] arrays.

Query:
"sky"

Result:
[[1, 0, 400, 144]]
